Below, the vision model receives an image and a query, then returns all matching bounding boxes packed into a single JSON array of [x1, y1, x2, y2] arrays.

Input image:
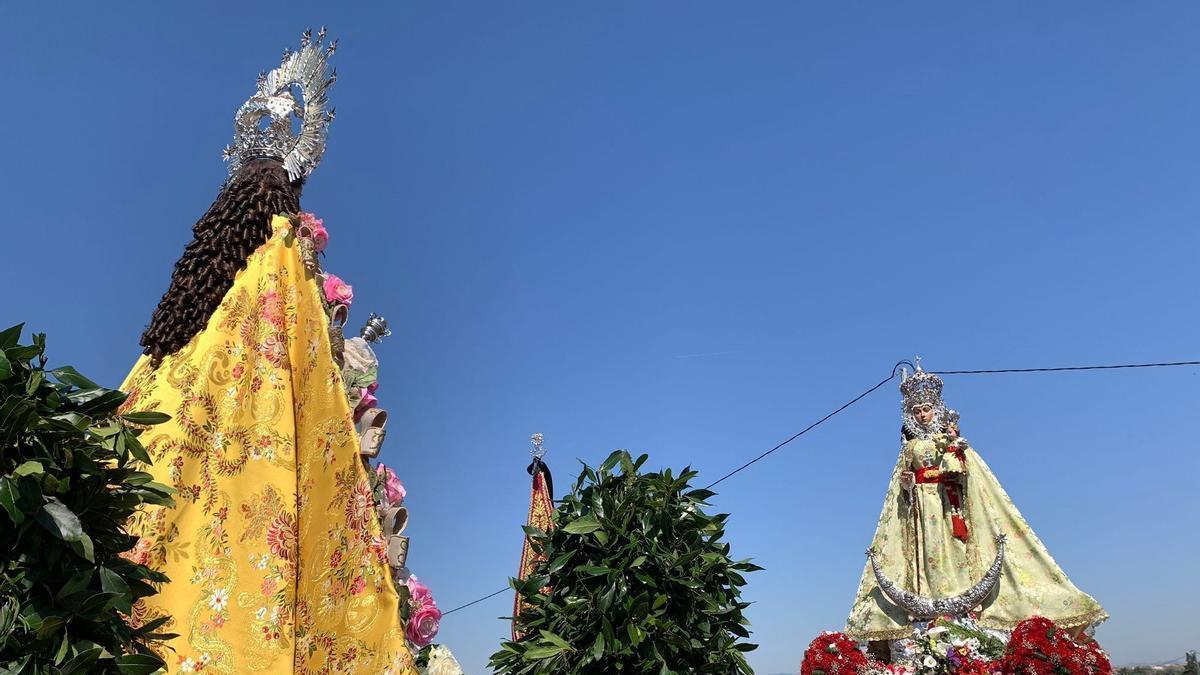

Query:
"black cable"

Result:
[[931, 360, 1200, 375], [439, 357, 1200, 618], [442, 587, 509, 616], [704, 362, 909, 490]]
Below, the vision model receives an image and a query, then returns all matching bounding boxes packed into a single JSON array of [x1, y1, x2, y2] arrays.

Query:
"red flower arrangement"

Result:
[[801, 632, 871, 675], [1003, 617, 1111, 675]]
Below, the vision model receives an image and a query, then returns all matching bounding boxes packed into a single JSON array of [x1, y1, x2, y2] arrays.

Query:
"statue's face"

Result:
[[912, 403, 936, 426]]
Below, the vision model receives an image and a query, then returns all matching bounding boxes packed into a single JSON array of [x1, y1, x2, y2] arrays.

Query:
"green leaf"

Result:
[[539, 630, 571, 650], [575, 565, 611, 577], [49, 366, 98, 390], [523, 645, 567, 660], [38, 497, 83, 541], [120, 411, 171, 426], [561, 514, 603, 535], [0, 478, 24, 524], [0, 351, 11, 380], [57, 570, 94, 602], [60, 648, 104, 675], [74, 592, 120, 619], [70, 388, 128, 415], [99, 567, 133, 614], [35, 615, 67, 640], [13, 460, 44, 478], [122, 430, 152, 464], [0, 323, 24, 349], [3, 345, 41, 362], [114, 653, 166, 674]]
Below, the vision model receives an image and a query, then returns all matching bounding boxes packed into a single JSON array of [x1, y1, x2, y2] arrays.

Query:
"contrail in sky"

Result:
[[673, 350, 735, 359]]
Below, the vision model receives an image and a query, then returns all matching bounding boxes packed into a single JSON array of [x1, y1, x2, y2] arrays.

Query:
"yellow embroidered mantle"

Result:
[[845, 435, 1106, 641], [122, 216, 417, 674]]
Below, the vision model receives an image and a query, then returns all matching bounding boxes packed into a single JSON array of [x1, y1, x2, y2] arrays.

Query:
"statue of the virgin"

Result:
[[845, 363, 1106, 648]]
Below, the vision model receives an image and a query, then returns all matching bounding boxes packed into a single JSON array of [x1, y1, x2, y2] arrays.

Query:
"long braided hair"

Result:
[[140, 159, 302, 365]]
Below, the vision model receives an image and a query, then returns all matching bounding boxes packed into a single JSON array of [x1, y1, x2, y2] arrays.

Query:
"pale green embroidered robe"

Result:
[[845, 434, 1106, 641]]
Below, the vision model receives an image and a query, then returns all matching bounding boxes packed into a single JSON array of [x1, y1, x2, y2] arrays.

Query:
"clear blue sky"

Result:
[[3, 3, 1198, 672]]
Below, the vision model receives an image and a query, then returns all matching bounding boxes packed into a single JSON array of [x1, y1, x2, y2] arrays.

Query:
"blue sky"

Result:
[[3, 2, 1199, 672]]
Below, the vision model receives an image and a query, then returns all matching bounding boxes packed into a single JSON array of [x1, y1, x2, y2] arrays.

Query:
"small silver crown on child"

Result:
[[360, 314, 391, 343], [223, 28, 337, 182]]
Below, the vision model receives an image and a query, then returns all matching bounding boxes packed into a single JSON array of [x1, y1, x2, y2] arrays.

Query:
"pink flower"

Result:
[[405, 603, 441, 648], [405, 576, 434, 606], [299, 212, 321, 229], [375, 464, 406, 506], [350, 575, 366, 595], [322, 274, 354, 306], [311, 224, 329, 252], [353, 388, 378, 422], [367, 381, 379, 394]]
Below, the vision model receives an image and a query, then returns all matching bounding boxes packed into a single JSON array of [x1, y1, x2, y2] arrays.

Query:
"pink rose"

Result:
[[405, 576, 433, 606], [367, 381, 379, 394], [322, 274, 354, 306], [350, 575, 366, 596], [375, 464, 406, 506], [298, 212, 321, 229], [405, 603, 441, 648], [311, 224, 329, 252]]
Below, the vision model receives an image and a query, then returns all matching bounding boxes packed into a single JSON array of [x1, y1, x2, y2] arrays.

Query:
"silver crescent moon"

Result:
[[866, 533, 1006, 619]]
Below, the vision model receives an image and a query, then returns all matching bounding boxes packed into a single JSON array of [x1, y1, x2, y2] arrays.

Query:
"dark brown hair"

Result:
[[140, 159, 302, 365]]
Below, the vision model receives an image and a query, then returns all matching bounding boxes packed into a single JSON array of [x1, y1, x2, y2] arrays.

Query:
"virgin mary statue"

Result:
[[118, 33, 417, 674], [845, 365, 1106, 645]]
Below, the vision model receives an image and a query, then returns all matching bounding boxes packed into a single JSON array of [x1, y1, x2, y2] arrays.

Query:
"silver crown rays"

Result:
[[900, 360, 949, 439], [224, 28, 338, 182]]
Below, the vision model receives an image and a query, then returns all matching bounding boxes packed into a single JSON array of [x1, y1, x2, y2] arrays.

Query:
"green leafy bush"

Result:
[[0, 325, 174, 674], [491, 450, 761, 675]]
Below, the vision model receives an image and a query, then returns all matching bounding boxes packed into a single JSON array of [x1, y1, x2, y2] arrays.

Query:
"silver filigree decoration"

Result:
[[901, 357, 948, 440], [867, 533, 1006, 619], [530, 433, 547, 461], [360, 313, 391, 343], [224, 28, 337, 181]]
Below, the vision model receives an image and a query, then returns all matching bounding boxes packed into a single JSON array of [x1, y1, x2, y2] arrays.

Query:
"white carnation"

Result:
[[422, 645, 464, 675]]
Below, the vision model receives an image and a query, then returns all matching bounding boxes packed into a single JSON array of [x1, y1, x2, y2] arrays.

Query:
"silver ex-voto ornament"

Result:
[[866, 533, 1006, 619], [224, 28, 338, 182], [530, 433, 547, 461], [360, 313, 391, 343]]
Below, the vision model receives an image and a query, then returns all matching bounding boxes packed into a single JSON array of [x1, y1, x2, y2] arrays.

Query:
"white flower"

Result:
[[208, 588, 229, 612], [256, 606, 267, 620], [423, 645, 465, 675], [211, 431, 226, 450], [199, 653, 212, 664], [923, 655, 939, 668], [925, 625, 947, 636], [257, 554, 270, 569], [179, 658, 196, 672]]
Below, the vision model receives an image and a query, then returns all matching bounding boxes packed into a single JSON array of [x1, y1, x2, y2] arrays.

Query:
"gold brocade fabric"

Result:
[[121, 216, 418, 674], [513, 464, 554, 640], [845, 435, 1106, 642]]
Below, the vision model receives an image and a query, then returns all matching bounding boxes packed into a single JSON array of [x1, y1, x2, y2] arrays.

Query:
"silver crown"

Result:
[[900, 359, 948, 439], [899, 368, 943, 410], [223, 28, 337, 182]]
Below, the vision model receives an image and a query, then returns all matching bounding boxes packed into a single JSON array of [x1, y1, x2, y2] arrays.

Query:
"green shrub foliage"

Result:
[[491, 450, 761, 674], [0, 325, 174, 674]]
